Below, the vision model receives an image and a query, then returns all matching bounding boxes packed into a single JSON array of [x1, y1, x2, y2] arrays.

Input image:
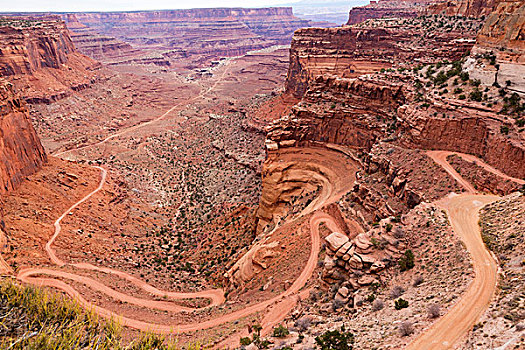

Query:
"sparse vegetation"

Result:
[[0, 279, 186, 349]]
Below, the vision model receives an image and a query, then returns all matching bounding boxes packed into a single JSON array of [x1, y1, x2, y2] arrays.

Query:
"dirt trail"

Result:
[[406, 151, 524, 349], [17, 166, 349, 334], [17, 145, 359, 342]]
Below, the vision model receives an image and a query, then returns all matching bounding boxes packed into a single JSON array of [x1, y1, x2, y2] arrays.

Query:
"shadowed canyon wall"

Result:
[[0, 79, 46, 195]]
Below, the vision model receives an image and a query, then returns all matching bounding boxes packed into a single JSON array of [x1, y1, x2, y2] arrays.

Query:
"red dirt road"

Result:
[[17, 150, 358, 338], [406, 151, 524, 349]]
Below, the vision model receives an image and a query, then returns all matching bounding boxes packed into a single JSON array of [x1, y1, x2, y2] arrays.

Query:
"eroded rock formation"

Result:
[[286, 17, 480, 98], [465, 0, 525, 93], [0, 17, 98, 102]]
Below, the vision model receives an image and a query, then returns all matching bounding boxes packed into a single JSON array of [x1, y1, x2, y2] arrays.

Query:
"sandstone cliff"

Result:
[[466, 0, 525, 93], [63, 14, 170, 66], [426, 0, 502, 17], [0, 78, 46, 194], [0, 17, 98, 103], [348, 0, 499, 25], [286, 16, 481, 98]]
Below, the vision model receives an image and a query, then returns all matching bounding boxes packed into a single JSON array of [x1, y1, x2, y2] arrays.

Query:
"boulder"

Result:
[[325, 232, 349, 252]]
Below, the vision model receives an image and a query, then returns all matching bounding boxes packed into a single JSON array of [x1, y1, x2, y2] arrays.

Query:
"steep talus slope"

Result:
[[0, 17, 98, 103], [0, 79, 46, 195]]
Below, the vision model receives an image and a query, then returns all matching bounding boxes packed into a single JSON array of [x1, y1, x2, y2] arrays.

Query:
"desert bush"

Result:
[[395, 298, 409, 310], [413, 275, 424, 286], [393, 226, 405, 239], [315, 326, 354, 350], [469, 89, 482, 102], [273, 324, 290, 338], [240, 337, 252, 346], [428, 303, 441, 318], [399, 321, 414, 336], [372, 299, 384, 311], [399, 250, 415, 271], [390, 286, 405, 299], [295, 317, 312, 332]]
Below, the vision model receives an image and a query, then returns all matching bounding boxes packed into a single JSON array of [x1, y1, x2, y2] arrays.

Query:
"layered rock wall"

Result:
[[0, 17, 97, 102], [347, 0, 436, 25], [0, 18, 76, 76], [0, 79, 46, 194], [70, 8, 311, 63], [271, 76, 405, 149], [286, 20, 477, 98], [426, 0, 502, 17], [467, 0, 525, 93]]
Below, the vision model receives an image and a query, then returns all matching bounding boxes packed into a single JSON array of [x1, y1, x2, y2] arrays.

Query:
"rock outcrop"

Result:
[[286, 16, 480, 98], [465, 0, 525, 94], [0, 17, 98, 103], [0, 78, 46, 194], [322, 217, 403, 287]]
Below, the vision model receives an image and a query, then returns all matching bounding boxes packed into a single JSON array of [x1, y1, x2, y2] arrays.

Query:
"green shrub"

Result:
[[273, 324, 290, 338], [315, 326, 355, 350], [395, 298, 409, 310], [399, 250, 415, 271], [240, 337, 252, 346], [459, 71, 469, 81], [469, 89, 483, 102]]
